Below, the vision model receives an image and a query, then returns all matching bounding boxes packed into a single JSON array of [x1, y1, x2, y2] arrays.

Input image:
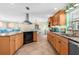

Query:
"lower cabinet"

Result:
[[33, 32, 37, 42], [55, 38, 61, 54], [0, 33, 23, 55], [47, 32, 69, 55], [15, 33, 23, 51], [10, 35, 15, 55], [0, 37, 10, 55], [60, 40, 68, 55]]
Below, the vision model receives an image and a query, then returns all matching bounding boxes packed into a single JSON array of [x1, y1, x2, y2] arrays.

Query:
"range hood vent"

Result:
[[24, 7, 32, 24], [24, 13, 32, 24]]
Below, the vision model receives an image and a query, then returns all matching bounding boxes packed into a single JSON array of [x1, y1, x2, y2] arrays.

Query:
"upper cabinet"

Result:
[[52, 13, 59, 26], [59, 10, 66, 25], [48, 10, 66, 27], [48, 17, 53, 27]]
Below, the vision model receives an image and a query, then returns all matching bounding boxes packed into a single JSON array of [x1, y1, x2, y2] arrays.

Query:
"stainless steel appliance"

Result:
[[23, 32, 33, 44], [69, 40, 79, 55]]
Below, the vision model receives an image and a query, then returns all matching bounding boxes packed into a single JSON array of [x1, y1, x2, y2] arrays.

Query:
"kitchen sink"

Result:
[[61, 33, 76, 37], [63, 34, 77, 37], [65, 34, 75, 37]]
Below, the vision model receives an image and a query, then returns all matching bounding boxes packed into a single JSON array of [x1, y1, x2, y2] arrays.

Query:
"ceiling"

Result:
[[0, 3, 68, 23]]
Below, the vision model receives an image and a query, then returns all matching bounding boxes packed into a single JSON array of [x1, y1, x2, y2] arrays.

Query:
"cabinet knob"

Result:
[[59, 41, 61, 43]]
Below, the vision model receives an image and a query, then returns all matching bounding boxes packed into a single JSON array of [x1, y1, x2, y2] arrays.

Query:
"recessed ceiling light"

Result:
[[54, 8, 57, 10]]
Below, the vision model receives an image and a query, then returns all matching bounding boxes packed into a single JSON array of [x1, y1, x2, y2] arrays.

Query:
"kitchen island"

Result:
[[0, 32, 23, 55], [0, 31, 38, 55], [47, 31, 79, 55]]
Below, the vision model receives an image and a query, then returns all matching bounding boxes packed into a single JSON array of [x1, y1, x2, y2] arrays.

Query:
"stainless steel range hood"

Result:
[[24, 13, 32, 24], [24, 6, 32, 24]]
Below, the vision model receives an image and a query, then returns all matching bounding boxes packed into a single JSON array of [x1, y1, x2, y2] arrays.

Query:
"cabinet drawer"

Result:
[[55, 39, 61, 54], [60, 37, 68, 44], [60, 39, 68, 55], [60, 42, 68, 55]]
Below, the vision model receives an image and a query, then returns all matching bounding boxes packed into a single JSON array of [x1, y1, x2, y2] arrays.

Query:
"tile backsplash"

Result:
[[0, 21, 35, 32]]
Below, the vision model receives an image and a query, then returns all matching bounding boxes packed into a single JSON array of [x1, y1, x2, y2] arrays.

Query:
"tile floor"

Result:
[[15, 35, 57, 55]]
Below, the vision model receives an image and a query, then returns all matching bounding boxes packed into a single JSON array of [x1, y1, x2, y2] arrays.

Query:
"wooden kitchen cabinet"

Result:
[[60, 41, 68, 55], [47, 32, 69, 55], [0, 33, 23, 55], [10, 35, 15, 55], [55, 38, 61, 54], [48, 17, 53, 27], [15, 33, 23, 51], [50, 34, 56, 48], [52, 15, 58, 26], [47, 32, 56, 48], [48, 10, 66, 26], [19, 33, 23, 47], [59, 11, 66, 25], [15, 34, 20, 51], [60, 37, 68, 55], [33, 32, 37, 42], [0, 36, 10, 55], [47, 33, 52, 43]]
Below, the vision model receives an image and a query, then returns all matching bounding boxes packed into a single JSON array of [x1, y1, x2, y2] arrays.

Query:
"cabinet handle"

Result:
[[59, 41, 61, 43]]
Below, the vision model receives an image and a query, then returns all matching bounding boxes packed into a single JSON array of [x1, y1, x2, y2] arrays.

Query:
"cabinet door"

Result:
[[59, 11, 66, 25], [57, 13, 60, 25], [50, 35, 55, 48], [33, 32, 37, 42], [19, 33, 23, 47], [0, 37, 10, 55], [52, 37, 56, 48], [10, 35, 15, 55], [47, 33, 52, 42], [15, 34, 20, 51], [60, 41, 68, 55], [55, 38, 61, 54], [52, 16, 56, 26], [48, 17, 53, 27], [47, 32, 56, 48], [55, 14, 57, 25], [15, 33, 23, 51]]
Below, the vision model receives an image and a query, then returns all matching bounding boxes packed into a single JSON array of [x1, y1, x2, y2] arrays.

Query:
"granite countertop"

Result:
[[52, 32, 79, 43], [0, 31, 23, 36], [22, 30, 37, 32], [0, 30, 38, 36]]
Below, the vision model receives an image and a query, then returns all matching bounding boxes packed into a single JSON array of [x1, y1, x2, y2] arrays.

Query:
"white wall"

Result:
[[0, 13, 25, 23], [29, 14, 48, 23]]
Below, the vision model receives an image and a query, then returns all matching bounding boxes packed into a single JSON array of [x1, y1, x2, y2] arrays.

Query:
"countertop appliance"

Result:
[[69, 40, 79, 55], [23, 31, 33, 44]]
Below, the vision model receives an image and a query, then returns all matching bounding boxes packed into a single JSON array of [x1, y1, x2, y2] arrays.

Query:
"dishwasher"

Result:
[[69, 40, 79, 55]]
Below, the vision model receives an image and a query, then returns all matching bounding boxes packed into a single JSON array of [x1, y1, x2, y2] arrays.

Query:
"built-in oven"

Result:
[[23, 32, 33, 44], [69, 40, 79, 55]]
